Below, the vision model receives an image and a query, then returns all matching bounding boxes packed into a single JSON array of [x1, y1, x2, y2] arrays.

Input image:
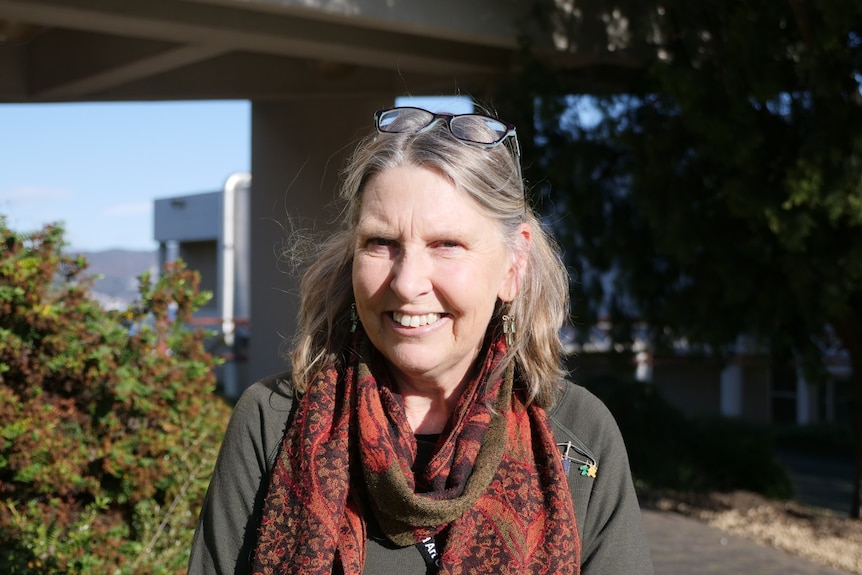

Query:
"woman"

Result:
[[189, 106, 653, 574]]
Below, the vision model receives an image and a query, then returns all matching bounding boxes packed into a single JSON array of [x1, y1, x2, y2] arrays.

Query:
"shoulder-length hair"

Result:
[[288, 113, 570, 407]]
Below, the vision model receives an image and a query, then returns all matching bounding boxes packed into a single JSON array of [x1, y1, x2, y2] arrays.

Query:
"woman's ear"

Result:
[[497, 223, 531, 302]]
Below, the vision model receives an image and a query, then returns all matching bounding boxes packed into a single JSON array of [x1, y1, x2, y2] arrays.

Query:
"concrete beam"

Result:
[[0, 0, 514, 74], [182, 0, 521, 47], [33, 43, 228, 100]]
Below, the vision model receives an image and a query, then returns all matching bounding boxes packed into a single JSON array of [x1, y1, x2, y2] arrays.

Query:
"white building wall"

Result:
[[153, 174, 252, 397]]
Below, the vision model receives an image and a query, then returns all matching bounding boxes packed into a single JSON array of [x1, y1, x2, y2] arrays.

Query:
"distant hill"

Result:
[[71, 249, 158, 309]]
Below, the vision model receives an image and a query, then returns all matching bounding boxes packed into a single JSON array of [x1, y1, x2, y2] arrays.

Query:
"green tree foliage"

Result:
[[0, 216, 232, 572], [506, 1, 862, 516]]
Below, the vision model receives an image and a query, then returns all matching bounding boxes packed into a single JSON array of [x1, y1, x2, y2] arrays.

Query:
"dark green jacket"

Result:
[[188, 374, 654, 574]]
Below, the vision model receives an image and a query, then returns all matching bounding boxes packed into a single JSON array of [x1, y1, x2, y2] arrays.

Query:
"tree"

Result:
[[505, 1, 862, 518], [0, 217, 232, 572]]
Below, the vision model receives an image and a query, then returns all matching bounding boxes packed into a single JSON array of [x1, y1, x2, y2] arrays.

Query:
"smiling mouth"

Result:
[[391, 312, 442, 327]]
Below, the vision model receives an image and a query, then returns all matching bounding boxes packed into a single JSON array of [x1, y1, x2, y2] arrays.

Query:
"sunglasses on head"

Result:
[[374, 107, 524, 193]]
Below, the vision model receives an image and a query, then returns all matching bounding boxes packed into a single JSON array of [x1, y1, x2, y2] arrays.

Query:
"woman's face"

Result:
[[352, 164, 526, 392]]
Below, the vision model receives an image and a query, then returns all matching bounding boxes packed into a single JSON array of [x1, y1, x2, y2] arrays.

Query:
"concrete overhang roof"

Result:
[[0, 0, 650, 103]]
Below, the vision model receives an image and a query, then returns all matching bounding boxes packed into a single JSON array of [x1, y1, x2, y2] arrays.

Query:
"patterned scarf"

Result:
[[251, 334, 580, 574]]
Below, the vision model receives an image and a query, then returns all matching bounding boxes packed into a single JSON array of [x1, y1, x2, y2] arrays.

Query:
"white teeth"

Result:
[[392, 312, 441, 327]]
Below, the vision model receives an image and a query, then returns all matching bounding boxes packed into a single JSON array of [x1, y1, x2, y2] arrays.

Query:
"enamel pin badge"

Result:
[[558, 441, 598, 478]]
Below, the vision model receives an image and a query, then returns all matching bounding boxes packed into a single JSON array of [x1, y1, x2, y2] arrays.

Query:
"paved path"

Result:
[[642, 509, 853, 575]]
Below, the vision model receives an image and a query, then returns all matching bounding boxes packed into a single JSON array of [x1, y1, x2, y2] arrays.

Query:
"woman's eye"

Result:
[[369, 237, 394, 248]]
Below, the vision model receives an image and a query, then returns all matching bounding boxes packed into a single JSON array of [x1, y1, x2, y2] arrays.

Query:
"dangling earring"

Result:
[[349, 303, 358, 333], [502, 312, 516, 347]]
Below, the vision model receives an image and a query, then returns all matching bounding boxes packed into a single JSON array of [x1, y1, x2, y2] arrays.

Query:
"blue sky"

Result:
[[0, 96, 471, 253], [0, 100, 251, 252]]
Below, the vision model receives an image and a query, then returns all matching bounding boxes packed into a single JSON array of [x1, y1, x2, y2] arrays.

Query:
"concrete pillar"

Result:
[[157, 241, 168, 273], [720, 360, 743, 417], [634, 350, 652, 383], [247, 96, 392, 385]]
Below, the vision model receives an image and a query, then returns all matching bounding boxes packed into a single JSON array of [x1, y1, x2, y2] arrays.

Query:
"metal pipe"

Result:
[[221, 171, 251, 398]]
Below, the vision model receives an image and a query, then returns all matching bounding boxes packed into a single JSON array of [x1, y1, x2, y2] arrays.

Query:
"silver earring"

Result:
[[502, 313, 515, 346]]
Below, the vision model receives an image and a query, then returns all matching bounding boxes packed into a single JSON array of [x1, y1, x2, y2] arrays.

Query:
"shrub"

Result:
[[688, 416, 793, 498], [771, 422, 854, 456], [580, 373, 793, 499], [0, 217, 232, 574]]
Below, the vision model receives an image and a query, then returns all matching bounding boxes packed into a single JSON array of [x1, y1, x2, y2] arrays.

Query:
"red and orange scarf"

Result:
[[251, 335, 580, 574]]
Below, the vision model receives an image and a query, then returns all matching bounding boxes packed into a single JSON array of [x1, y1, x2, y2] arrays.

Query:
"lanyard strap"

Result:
[[415, 535, 441, 574]]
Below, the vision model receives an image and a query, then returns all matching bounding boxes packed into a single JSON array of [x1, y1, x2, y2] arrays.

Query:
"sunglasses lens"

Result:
[[377, 108, 434, 133], [449, 115, 509, 145]]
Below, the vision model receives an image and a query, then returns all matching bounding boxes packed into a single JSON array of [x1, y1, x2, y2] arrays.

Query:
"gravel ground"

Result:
[[643, 490, 862, 574]]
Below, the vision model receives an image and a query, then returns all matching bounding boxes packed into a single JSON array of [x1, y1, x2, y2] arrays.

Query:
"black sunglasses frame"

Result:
[[373, 107, 524, 196]]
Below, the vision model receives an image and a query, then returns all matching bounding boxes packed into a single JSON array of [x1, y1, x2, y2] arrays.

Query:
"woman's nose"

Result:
[[389, 252, 432, 301]]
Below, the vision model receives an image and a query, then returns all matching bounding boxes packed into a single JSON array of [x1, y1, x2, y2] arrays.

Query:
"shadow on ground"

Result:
[[776, 449, 855, 516]]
